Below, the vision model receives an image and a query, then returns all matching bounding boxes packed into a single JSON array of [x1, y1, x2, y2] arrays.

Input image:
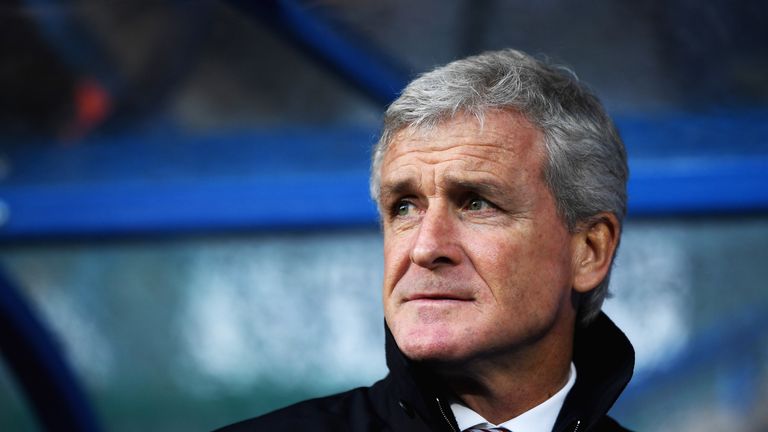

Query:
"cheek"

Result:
[[462, 238, 521, 310], [467, 230, 572, 300], [382, 234, 412, 295]]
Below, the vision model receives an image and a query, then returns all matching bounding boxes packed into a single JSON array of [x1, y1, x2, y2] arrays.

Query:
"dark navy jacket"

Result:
[[216, 312, 634, 432]]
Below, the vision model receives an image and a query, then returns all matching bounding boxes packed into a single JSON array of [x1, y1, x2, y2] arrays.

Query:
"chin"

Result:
[[394, 326, 469, 363]]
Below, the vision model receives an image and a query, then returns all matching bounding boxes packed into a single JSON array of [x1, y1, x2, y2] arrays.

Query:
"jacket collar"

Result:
[[553, 312, 634, 431], [385, 324, 459, 430], [384, 312, 634, 432]]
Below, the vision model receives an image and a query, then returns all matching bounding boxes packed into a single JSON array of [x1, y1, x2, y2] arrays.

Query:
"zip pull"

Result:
[[572, 420, 581, 432], [435, 397, 457, 432]]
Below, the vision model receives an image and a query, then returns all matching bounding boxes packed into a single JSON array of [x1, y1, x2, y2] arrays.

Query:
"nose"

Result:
[[409, 205, 462, 269]]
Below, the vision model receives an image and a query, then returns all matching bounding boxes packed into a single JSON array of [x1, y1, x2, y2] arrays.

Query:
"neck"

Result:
[[438, 322, 574, 425]]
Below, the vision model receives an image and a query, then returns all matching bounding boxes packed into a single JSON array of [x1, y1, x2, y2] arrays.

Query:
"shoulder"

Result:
[[213, 386, 382, 432]]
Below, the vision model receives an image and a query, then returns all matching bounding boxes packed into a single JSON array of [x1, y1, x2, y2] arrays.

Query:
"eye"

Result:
[[394, 200, 415, 217], [465, 197, 493, 211]]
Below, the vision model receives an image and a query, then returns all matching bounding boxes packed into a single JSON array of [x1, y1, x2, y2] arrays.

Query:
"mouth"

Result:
[[405, 293, 473, 303]]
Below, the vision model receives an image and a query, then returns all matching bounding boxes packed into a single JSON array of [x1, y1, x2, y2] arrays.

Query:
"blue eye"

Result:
[[466, 197, 491, 211], [395, 200, 414, 216]]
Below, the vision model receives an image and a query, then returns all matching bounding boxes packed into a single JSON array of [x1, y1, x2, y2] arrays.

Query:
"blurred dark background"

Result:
[[1, 1, 767, 431]]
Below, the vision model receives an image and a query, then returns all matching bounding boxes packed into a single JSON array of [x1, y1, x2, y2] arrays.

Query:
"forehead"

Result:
[[381, 110, 545, 179]]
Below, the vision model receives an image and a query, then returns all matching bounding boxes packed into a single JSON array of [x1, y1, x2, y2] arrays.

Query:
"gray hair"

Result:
[[369, 49, 628, 324]]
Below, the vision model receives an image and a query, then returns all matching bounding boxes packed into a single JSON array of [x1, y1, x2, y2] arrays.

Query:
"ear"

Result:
[[571, 212, 621, 293]]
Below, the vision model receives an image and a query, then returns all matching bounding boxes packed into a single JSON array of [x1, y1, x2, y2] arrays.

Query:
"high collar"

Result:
[[553, 312, 634, 431], [384, 324, 458, 430], [383, 312, 634, 432]]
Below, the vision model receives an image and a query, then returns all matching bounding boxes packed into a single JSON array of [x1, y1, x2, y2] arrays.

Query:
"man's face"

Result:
[[379, 110, 579, 364]]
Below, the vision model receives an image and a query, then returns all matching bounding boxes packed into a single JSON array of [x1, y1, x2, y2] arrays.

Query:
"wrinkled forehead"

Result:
[[382, 110, 546, 168]]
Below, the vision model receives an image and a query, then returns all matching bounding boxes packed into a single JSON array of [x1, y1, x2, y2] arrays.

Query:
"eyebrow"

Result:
[[442, 176, 508, 199], [379, 179, 418, 203], [379, 176, 510, 202]]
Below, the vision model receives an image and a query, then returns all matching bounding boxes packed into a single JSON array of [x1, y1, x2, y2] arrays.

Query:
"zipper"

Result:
[[435, 397, 457, 432], [572, 420, 581, 432]]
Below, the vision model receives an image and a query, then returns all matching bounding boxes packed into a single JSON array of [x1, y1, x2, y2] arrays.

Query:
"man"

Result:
[[217, 49, 634, 432]]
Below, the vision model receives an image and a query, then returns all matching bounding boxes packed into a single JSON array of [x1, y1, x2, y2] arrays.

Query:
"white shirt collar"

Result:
[[450, 362, 576, 432]]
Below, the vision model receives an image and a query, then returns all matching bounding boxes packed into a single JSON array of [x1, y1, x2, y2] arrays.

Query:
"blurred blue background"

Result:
[[0, 1, 767, 431]]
